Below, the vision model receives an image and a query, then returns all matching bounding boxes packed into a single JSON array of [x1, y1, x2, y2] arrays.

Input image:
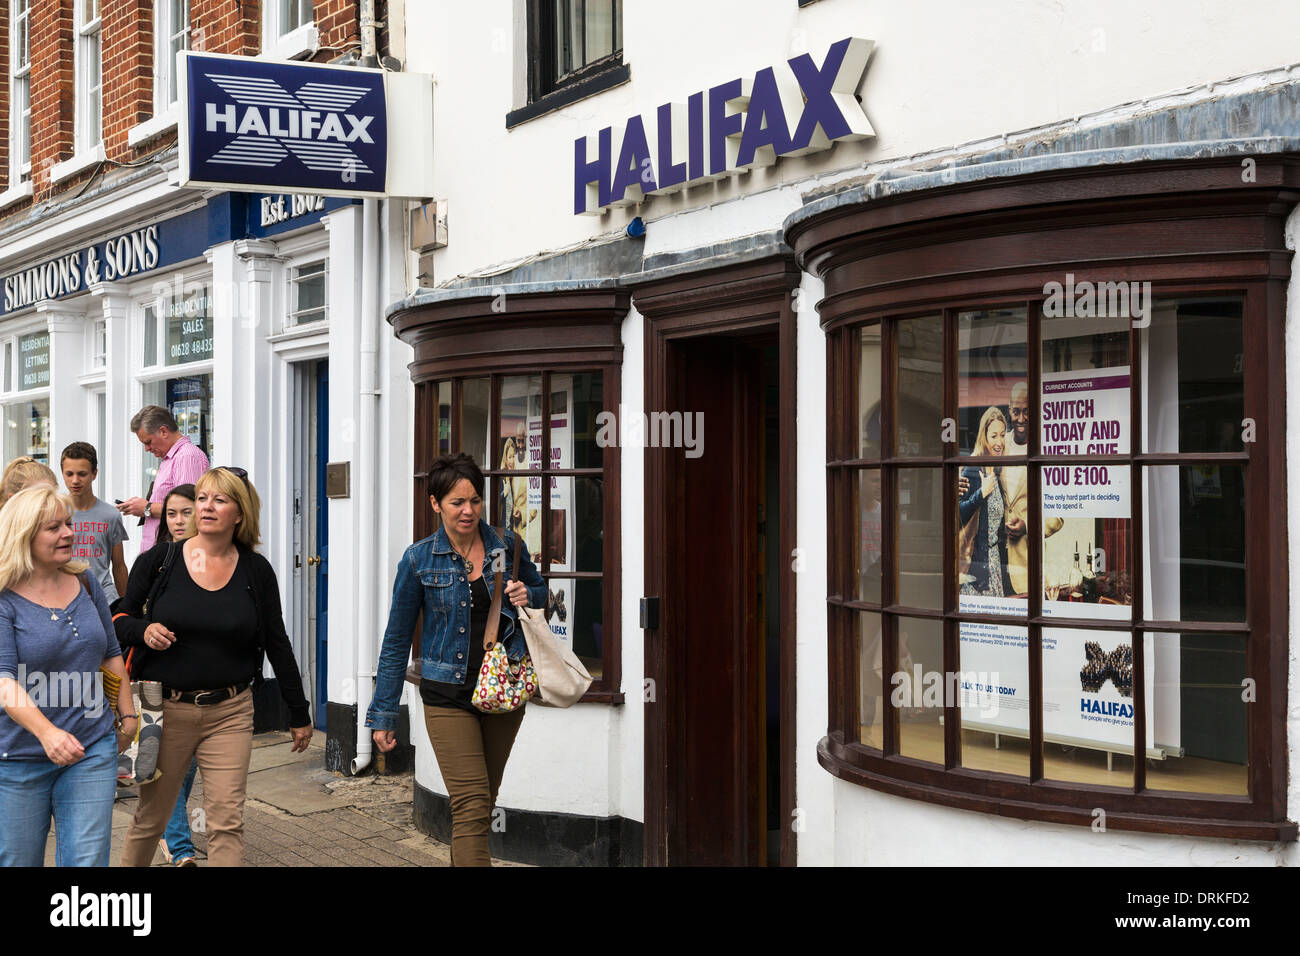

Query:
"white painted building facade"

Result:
[[387, 0, 1300, 865]]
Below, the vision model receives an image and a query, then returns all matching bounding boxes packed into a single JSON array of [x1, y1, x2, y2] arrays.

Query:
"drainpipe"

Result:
[[360, 0, 379, 68], [352, 1, 382, 774], [352, 196, 381, 776]]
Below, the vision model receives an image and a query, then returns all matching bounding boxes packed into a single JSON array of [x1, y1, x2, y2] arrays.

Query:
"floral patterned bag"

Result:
[[472, 643, 537, 713], [471, 527, 536, 713]]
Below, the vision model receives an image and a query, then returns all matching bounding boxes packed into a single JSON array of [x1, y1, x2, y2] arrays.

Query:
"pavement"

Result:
[[44, 731, 516, 867]]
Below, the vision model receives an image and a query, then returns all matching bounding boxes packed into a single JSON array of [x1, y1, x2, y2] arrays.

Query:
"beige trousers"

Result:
[[120, 688, 255, 867]]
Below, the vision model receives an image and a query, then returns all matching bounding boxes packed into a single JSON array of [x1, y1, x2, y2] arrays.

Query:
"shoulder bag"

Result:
[[471, 528, 538, 713], [505, 529, 592, 708]]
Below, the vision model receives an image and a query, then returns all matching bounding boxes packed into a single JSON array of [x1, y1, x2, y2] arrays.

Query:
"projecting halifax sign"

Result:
[[180, 52, 388, 198]]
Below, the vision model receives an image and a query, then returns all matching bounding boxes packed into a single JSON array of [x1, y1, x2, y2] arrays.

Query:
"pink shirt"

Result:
[[141, 435, 210, 551]]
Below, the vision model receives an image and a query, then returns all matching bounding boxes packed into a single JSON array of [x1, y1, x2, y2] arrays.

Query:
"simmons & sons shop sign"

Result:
[[0, 191, 350, 317]]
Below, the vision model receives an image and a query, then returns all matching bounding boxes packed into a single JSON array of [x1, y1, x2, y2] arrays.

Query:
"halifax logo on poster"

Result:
[[184, 53, 387, 195]]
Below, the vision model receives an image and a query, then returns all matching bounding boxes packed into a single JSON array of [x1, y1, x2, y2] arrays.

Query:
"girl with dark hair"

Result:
[[368, 452, 548, 866], [153, 482, 200, 865]]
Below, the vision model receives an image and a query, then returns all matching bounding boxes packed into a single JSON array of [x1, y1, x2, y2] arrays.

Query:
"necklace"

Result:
[[450, 534, 477, 575]]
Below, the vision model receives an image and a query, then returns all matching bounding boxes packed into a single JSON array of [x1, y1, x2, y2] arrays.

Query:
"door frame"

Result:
[[633, 255, 800, 866]]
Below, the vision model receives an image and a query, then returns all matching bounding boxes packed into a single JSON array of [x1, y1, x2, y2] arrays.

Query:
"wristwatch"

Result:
[[144, 501, 152, 518]]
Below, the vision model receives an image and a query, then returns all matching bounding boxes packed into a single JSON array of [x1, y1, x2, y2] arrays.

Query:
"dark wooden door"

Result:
[[665, 338, 765, 865]]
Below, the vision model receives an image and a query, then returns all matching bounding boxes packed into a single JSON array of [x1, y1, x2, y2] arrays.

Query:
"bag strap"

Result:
[[481, 527, 508, 651], [142, 541, 180, 621]]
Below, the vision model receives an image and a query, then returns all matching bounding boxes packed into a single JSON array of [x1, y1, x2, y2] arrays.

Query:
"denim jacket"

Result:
[[366, 521, 548, 732]]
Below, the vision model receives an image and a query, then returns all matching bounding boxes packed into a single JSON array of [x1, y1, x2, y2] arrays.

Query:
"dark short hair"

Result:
[[427, 453, 484, 502], [60, 441, 98, 472]]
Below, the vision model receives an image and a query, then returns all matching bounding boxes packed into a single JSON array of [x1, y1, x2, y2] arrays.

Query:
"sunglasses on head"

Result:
[[218, 465, 250, 487]]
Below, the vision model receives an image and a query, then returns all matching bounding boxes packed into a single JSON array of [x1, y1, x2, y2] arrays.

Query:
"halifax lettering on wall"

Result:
[[574, 37, 875, 215]]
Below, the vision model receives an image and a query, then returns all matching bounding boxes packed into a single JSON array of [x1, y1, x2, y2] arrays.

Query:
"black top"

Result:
[[114, 541, 312, 728], [142, 552, 260, 691], [420, 575, 500, 713]]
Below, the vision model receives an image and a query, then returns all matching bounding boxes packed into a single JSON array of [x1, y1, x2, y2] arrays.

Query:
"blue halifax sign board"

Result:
[[0, 192, 353, 317], [181, 51, 388, 197], [574, 37, 875, 215]]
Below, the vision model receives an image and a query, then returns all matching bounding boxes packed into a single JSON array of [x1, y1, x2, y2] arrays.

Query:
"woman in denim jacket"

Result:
[[369, 452, 547, 866]]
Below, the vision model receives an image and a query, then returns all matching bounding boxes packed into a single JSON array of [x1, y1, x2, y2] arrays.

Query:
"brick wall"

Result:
[[0, 6, 10, 192], [29, 0, 75, 195], [315, 0, 359, 57], [192, 0, 259, 56], [0, 0, 372, 221], [102, 0, 152, 157]]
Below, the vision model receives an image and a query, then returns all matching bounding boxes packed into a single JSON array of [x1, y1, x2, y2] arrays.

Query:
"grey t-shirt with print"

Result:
[[72, 498, 130, 602]]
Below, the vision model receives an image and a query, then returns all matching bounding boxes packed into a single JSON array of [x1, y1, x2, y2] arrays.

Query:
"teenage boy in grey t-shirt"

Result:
[[61, 441, 129, 602]]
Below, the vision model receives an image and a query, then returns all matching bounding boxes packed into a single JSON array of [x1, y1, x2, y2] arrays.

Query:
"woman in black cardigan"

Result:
[[115, 467, 311, 866]]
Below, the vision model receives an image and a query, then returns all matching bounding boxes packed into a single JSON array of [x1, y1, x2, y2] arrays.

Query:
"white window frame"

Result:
[[287, 257, 329, 328], [89, 315, 107, 370], [74, 0, 103, 153], [10, 0, 31, 185], [155, 0, 190, 114], [0, 319, 54, 467], [262, 0, 319, 60]]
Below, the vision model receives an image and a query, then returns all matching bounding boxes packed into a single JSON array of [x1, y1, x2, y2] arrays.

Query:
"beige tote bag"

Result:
[[508, 532, 593, 707]]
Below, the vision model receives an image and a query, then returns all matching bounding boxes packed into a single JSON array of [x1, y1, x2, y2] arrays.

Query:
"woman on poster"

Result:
[[958, 407, 1015, 598]]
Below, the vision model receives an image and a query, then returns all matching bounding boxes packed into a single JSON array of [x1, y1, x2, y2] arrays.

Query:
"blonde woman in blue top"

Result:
[[0, 486, 135, 866]]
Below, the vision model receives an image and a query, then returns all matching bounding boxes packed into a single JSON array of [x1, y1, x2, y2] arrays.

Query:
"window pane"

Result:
[[1042, 628, 1137, 787], [436, 381, 451, 456], [562, 370, 603, 468], [3, 397, 50, 465], [543, 576, 602, 679], [957, 620, 1029, 777], [895, 315, 942, 457], [143, 304, 158, 366], [583, 0, 615, 62], [17, 330, 49, 391], [856, 610, 883, 749], [459, 377, 490, 470], [545, 477, 602, 573], [498, 374, 541, 471], [856, 325, 881, 458], [956, 465, 1028, 615], [896, 468, 942, 609], [1144, 633, 1247, 795], [4, 342, 11, 392], [895, 616, 943, 765], [294, 260, 327, 324], [958, 307, 1026, 456], [855, 469, 881, 603], [140, 374, 213, 490], [165, 287, 212, 366], [1041, 444, 1134, 614], [1144, 466, 1245, 623], [1141, 298, 1243, 454]]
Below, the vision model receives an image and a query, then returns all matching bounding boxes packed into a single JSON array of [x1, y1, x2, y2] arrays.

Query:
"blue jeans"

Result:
[[0, 732, 118, 867], [162, 759, 199, 859]]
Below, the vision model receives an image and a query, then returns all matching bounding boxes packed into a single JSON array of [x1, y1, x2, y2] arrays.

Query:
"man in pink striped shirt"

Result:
[[117, 405, 210, 551]]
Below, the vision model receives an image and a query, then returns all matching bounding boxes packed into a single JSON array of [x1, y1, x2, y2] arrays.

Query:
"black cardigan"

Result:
[[114, 541, 312, 728]]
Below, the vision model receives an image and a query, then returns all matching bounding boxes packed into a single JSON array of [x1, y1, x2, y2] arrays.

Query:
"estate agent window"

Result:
[[795, 154, 1296, 841]]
